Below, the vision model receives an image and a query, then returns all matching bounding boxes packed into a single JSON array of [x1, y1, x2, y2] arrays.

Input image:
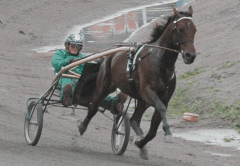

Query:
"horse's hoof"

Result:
[[129, 135, 142, 144], [139, 146, 149, 160], [77, 120, 86, 135], [129, 135, 148, 160], [164, 135, 175, 143]]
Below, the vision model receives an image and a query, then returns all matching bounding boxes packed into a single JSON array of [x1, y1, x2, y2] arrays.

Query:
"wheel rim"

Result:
[[24, 102, 39, 144], [112, 115, 126, 153]]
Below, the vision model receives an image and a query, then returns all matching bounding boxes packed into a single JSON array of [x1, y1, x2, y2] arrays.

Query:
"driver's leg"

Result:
[[100, 92, 127, 114], [60, 77, 78, 107]]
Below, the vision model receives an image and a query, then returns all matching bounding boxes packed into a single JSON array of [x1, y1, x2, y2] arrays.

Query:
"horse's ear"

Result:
[[172, 7, 179, 16], [188, 6, 193, 15]]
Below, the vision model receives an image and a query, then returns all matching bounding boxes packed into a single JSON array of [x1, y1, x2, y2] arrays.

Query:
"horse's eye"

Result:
[[179, 28, 184, 33]]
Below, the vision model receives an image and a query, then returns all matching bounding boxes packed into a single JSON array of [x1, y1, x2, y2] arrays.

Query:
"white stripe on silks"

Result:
[[173, 17, 192, 23]]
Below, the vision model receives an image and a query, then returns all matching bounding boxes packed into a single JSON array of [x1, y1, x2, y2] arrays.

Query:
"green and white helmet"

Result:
[[65, 33, 84, 45]]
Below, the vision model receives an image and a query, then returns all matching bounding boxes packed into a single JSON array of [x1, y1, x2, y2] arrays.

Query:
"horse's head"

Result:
[[172, 6, 197, 64]]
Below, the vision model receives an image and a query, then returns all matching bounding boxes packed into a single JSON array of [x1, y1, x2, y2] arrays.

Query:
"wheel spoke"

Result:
[[30, 120, 38, 125]]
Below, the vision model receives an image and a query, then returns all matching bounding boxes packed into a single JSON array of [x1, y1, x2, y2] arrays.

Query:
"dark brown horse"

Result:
[[78, 6, 197, 159]]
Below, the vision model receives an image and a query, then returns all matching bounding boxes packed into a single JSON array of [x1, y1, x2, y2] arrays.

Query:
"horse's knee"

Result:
[[130, 118, 144, 136], [156, 104, 167, 114], [87, 102, 98, 118], [163, 123, 170, 132]]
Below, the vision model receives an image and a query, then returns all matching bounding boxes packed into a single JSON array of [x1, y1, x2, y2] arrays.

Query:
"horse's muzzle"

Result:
[[182, 52, 196, 64]]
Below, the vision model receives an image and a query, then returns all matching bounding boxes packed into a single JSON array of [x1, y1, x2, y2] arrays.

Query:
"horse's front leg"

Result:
[[129, 100, 150, 159], [159, 103, 175, 143], [151, 89, 174, 142], [130, 100, 148, 136], [134, 88, 174, 159], [139, 93, 175, 144]]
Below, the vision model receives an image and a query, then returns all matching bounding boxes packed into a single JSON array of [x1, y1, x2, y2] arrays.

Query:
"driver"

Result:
[[52, 33, 127, 113]]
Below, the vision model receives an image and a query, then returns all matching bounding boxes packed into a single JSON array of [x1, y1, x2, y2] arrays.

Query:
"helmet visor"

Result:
[[70, 43, 82, 49]]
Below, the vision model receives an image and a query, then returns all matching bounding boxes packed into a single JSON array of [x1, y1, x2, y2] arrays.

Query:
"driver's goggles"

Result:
[[70, 44, 82, 49]]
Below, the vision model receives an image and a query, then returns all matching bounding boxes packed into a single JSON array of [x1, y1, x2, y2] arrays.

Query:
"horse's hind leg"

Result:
[[78, 59, 113, 135], [78, 77, 113, 135]]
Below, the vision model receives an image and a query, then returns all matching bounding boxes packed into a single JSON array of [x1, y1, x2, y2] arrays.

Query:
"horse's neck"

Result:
[[151, 26, 178, 80], [156, 28, 178, 68]]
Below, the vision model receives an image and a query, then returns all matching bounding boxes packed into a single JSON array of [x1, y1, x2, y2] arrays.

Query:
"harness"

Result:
[[124, 16, 195, 83], [126, 44, 146, 72]]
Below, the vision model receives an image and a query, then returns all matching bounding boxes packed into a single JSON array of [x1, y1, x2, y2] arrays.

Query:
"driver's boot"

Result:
[[62, 83, 73, 107], [110, 92, 128, 114]]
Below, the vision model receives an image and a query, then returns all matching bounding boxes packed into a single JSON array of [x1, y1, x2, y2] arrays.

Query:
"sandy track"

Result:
[[0, 0, 240, 165]]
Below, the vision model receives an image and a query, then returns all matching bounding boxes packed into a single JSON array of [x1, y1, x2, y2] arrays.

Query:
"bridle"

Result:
[[173, 17, 194, 46]]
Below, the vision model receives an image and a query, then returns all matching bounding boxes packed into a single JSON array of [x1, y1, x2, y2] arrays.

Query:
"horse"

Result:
[[77, 6, 197, 160]]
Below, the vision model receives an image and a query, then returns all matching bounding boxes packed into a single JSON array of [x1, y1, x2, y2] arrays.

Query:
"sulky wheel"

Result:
[[24, 100, 43, 146], [111, 112, 130, 155]]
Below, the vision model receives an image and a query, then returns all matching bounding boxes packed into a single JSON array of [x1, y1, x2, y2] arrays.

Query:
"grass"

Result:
[[167, 85, 209, 116], [179, 67, 206, 80], [167, 84, 240, 133], [167, 86, 192, 115], [233, 120, 240, 133], [211, 99, 240, 133], [224, 138, 234, 142], [218, 61, 236, 70]]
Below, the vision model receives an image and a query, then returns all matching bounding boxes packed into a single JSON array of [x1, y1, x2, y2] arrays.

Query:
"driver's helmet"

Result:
[[65, 33, 84, 46]]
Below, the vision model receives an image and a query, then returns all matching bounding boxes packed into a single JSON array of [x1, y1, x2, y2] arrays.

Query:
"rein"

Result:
[[114, 43, 180, 53]]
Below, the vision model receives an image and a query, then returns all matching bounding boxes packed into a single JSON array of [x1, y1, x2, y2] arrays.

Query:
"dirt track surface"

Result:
[[0, 0, 240, 165]]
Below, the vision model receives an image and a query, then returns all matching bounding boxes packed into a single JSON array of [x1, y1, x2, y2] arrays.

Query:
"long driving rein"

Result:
[[115, 43, 180, 54]]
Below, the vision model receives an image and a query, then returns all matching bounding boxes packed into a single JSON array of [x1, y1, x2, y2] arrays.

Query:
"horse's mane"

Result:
[[148, 11, 192, 44]]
